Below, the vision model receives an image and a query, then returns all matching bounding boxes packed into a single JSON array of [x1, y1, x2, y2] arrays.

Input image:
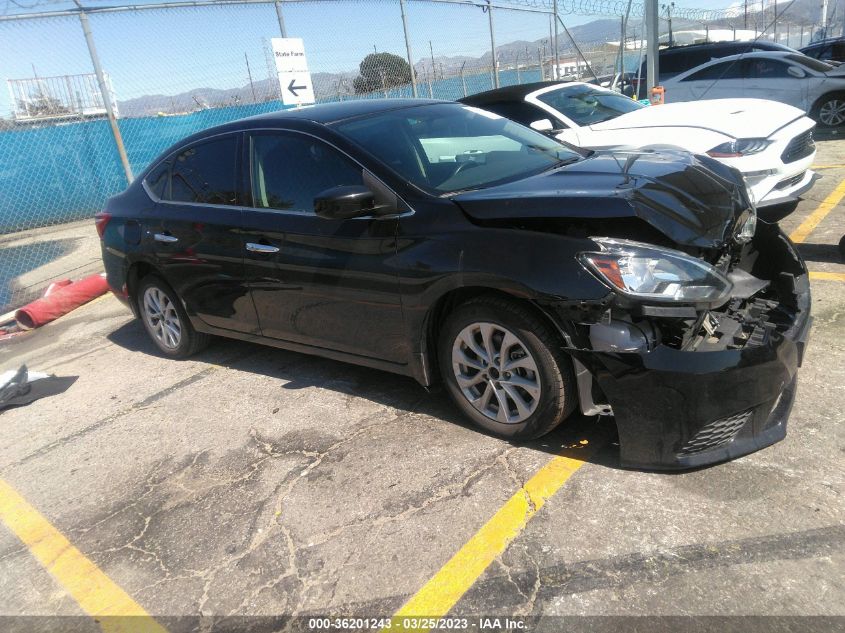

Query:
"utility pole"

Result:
[[399, 0, 417, 97], [821, 0, 829, 38], [245, 53, 256, 102], [486, 0, 499, 88], [274, 1, 287, 37], [774, 0, 778, 40], [553, 0, 560, 80], [744, 0, 748, 29], [74, 0, 132, 183], [645, 0, 659, 93]]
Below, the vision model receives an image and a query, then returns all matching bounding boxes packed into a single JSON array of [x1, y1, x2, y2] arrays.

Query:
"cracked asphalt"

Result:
[[0, 136, 843, 632]]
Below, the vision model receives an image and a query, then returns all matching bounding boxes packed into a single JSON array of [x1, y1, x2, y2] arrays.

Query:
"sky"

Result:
[[0, 0, 746, 116]]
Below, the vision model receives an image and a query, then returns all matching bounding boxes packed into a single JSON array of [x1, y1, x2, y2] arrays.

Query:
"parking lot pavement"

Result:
[[1, 138, 844, 632]]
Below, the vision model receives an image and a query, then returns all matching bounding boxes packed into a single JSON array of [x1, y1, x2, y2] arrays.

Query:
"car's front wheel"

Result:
[[813, 92, 845, 127], [438, 296, 576, 440], [137, 276, 209, 358]]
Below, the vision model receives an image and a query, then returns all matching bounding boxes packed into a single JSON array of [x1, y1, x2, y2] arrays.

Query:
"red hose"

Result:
[[15, 274, 109, 330]]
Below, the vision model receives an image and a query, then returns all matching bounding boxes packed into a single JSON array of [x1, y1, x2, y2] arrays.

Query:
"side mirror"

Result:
[[314, 185, 376, 220], [529, 118, 555, 132], [787, 66, 806, 78]]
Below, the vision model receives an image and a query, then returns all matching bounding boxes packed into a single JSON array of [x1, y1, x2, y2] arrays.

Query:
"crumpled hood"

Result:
[[589, 98, 806, 139], [452, 149, 750, 249]]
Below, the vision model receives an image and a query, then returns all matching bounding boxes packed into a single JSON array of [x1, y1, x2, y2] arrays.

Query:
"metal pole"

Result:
[[75, 4, 132, 183], [773, 0, 777, 40], [645, 0, 659, 92], [538, 46, 544, 80], [487, 1, 499, 88], [515, 51, 521, 83], [429, 41, 436, 80], [553, 0, 560, 80], [399, 0, 417, 98], [245, 53, 257, 102], [274, 0, 287, 37], [460, 61, 467, 97]]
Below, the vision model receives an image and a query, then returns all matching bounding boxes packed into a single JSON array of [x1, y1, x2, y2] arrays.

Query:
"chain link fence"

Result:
[[1, 0, 842, 312]]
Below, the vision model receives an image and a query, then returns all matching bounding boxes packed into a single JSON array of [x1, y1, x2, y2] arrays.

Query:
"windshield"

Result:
[[333, 103, 582, 193], [786, 53, 834, 73], [536, 84, 643, 125]]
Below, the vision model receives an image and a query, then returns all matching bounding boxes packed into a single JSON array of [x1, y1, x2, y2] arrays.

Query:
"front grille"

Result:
[[781, 129, 815, 164], [678, 409, 753, 455], [774, 171, 805, 190]]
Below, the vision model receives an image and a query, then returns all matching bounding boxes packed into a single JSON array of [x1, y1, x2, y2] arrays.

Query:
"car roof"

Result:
[[459, 81, 572, 104], [242, 98, 447, 124], [660, 40, 792, 55]]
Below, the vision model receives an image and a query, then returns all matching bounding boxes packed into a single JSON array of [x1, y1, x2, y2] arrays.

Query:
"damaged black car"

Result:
[[97, 100, 811, 470]]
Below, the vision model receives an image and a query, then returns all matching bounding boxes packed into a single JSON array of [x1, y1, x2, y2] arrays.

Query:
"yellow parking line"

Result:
[[0, 479, 167, 633], [810, 271, 845, 282], [389, 435, 602, 631], [811, 164, 845, 170], [790, 176, 845, 244]]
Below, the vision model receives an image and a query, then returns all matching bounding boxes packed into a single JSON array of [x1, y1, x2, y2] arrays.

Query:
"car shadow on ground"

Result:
[[106, 319, 626, 470], [796, 242, 845, 264]]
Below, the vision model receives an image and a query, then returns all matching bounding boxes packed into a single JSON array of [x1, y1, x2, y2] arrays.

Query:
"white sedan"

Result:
[[460, 81, 817, 213], [661, 51, 845, 127]]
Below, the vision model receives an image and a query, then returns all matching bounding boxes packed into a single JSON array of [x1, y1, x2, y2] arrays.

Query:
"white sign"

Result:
[[279, 71, 315, 107], [271, 37, 315, 106]]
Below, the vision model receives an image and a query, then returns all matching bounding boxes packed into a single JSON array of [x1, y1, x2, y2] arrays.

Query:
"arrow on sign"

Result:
[[288, 78, 308, 97]]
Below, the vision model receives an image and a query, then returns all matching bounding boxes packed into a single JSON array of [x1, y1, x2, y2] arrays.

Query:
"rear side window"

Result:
[[745, 59, 792, 79], [156, 137, 238, 206], [249, 133, 364, 213], [683, 60, 745, 81]]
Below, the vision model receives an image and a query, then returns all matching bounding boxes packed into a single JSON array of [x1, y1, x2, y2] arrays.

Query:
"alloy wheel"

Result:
[[143, 286, 182, 350], [451, 322, 541, 424], [819, 98, 845, 127]]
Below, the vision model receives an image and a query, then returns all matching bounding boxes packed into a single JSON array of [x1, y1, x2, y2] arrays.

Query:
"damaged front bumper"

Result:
[[569, 225, 811, 470]]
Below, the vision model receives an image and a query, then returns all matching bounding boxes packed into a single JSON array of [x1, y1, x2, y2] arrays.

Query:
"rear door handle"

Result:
[[246, 242, 280, 254], [154, 232, 179, 243]]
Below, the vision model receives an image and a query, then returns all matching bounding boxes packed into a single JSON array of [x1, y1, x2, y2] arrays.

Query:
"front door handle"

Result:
[[246, 242, 280, 254], [154, 232, 179, 243]]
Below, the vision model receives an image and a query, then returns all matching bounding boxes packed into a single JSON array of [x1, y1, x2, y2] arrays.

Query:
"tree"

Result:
[[353, 52, 412, 94]]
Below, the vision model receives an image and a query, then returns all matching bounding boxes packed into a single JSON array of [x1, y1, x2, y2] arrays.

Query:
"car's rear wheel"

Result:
[[438, 296, 576, 440], [812, 92, 845, 127], [137, 276, 209, 358]]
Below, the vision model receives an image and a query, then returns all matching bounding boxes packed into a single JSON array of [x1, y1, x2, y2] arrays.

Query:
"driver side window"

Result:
[[249, 133, 364, 213]]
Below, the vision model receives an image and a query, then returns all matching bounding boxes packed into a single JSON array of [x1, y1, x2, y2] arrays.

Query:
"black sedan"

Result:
[[96, 99, 811, 469]]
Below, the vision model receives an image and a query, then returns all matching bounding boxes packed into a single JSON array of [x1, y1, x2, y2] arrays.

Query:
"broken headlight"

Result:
[[579, 238, 733, 307]]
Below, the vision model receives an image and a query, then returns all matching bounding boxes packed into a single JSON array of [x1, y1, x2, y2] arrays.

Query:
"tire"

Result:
[[811, 92, 845, 128], [438, 295, 577, 440], [137, 275, 210, 358]]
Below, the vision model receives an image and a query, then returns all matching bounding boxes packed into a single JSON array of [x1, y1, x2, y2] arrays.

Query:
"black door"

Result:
[[145, 133, 259, 334], [240, 130, 407, 363]]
